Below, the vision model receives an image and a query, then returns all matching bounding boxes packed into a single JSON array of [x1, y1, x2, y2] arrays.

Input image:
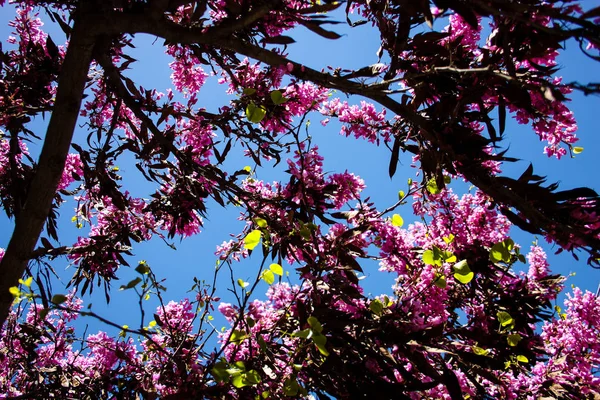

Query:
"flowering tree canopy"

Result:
[[1, 0, 600, 398]]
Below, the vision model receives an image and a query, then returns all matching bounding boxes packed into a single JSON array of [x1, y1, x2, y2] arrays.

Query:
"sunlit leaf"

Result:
[[426, 178, 442, 195], [246, 102, 267, 123], [269, 263, 283, 276], [497, 311, 514, 328], [244, 230, 262, 250], [369, 299, 384, 315], [434, 273, 447, 289], [230, 330, 248, 343], [423, 249, 436, 265], [254, 217, 267, 228], [261, 270, 275, 285], [392, 214, 404, 227], [453, 260, 474, 284], [472, 346, 490, 356]]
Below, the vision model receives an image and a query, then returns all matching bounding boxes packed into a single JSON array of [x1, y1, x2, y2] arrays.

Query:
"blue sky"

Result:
[[1, 4, 599, 339]]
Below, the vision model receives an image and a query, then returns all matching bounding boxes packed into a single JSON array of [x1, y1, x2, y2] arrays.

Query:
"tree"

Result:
[[0, 0, 599, 398]]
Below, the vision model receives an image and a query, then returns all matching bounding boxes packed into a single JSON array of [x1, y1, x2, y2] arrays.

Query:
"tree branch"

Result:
[[0, 18, 97, 327]]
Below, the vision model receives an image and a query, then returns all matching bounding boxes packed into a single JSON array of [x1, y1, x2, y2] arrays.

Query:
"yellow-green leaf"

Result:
[[423, 249, 435, 265], [243, 230, 262, 250], [472, 346, 490, 356], [369, 299, 384, 315], [426, 178, 442, 195], [497, 311, 514, 328], [453, 260, 474, 284], [269, 263, 283, 276], [237, 279, 250, 289], [307, 316, 323, 333], [246, 102, 267, 123], [516, 355, 529, 363], [18, 277, 33, 287], [455, 271, 474, 284], [261, 270, 275, 285], [573, 146, 584, 154], [270, 90, 288, 105], [254, 217, 267, 228], [434, 273, 447, 289], [507, 333, 522, 347], [443, 234, 455, 244], [392, 214, 404, 227], [8, 287, 20, 297], [230, 329, 248, 343]]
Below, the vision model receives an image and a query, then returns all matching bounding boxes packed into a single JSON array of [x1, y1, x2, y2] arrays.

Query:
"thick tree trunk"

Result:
[[0, 20, 96, 328]]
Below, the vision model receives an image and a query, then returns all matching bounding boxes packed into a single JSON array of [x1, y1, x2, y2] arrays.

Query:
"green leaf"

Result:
[[307, 316, 323, 333], [292, 328, 312, 339], [120, 277, 142, 290], [572, 146, 584, 154], [270, 90, 288, 105], [37, 308, 50, 320], [443, 251, 457, 263], [490, 238, 514, 263], [243, 230, 262, 250], [454, 271, 474, 284], [453, 259, 470, 274], [232, 374, 248, 388], [312, 332, 329, 356], [51, 294, 68, 305], [135, 262, 150, 274], [246, 102, 267, 123], [369, 299, 384, 315], [497, 311, 514, 328], [254, 217, 268, 228], [283, 378, 300, 396], [426, 178, 442, 195], [261, 270, 275, 285], [434, 273, 447, 289], [398, 190, 405, 199], [19, 277, 33, 287], [211, 361, 230, 382], [237, 279, 250, 289], [269, 263, 283, 276], [472, 346, 490, 356], [423, 249, 436, 266], [243, 88, 257, 96], [453, 260, 474, 284], [443, 234, 455, 244], [299, 225, 311, 240], [507, 333, 522, 347], [230, 330, 248, 343], [245, 369, 262, 385], [8, 287, 20, 297], [391, 214, 404, 227], [516, 355, 529, 363]]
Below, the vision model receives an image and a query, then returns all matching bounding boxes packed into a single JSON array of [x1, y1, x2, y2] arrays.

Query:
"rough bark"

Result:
[[0, 19, 96, 327]]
